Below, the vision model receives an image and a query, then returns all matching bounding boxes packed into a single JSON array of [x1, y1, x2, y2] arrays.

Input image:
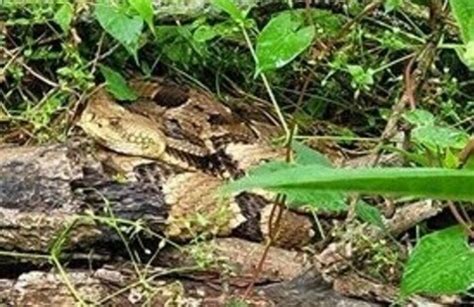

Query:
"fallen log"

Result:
[[0, 266, 380, 306], [0, 144, 314, 253]]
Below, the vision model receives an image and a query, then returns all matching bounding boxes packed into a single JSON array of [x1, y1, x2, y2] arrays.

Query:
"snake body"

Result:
[[77, 79, 315, 248]]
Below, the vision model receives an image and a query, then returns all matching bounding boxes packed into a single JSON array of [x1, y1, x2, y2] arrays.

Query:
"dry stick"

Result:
[[403, 54, 418, 110], [243, 126, 296, 299], [3, 48, 60, 88], [447, 201, 474, 238], [368, 53, 417, 167]]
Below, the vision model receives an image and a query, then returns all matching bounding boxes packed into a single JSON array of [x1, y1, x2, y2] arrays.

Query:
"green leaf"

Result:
[[99, 65, 137, 101], [401, 226, 474, 297], [291, 143, 346, 211], [247, 145, 346, 212], [346, 65, 375, 90], [128, 0, 154, 30], [193, 25, 218, 42], [54, 2, 73, 32], [384, 0, 403, 12], [355, 201, 385, 229], [212, 0, 247, 24], [223, 166, 474, 202], [304, 9, 343, 39], [256, 11, 315, 72], [403, 109, 435, 126], [292, 142, 333, 167], [450, 0, 474, 42], [412, 126, 469, 150], [95, 0, 143, 57], [462, 40, 474, 70]]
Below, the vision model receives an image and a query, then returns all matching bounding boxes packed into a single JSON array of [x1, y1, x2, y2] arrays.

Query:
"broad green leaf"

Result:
[[401, 226, 474, 297], [450, 0, 474, 42], [403, 109, 435, 126], [384, 0, 403, 12], [95, 0, 143, 57], [462, 41, 474, 70], [224, 166, 474, 202], [246, 144, 346, 212], [128, 0, 154, 30], [99, 65, 137, 101], [291, 143, 345, 211], [212, 0, 247, 24], [412, 126, 469, 150], [256, 11, 315, 72], [355, 201, 385, 229], [54, 2, 73, 32]]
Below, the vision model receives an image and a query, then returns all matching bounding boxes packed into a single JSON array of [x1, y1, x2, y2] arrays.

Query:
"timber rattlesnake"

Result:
[[75, 78, 315, 249]]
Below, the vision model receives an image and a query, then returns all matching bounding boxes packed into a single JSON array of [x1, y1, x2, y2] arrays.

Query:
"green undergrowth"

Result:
[[1, 0, 473, 305]]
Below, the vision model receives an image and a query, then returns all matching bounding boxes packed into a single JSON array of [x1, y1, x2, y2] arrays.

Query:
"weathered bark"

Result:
[[0, 144, 314, 253], [261, 269, 381, 307], [0, 266, 380, 306], [155, 238, 309, 285], [0, 144, 167, 253]]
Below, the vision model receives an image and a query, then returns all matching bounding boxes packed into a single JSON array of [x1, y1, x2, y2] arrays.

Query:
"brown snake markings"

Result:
[[77, 79, 314, 248]]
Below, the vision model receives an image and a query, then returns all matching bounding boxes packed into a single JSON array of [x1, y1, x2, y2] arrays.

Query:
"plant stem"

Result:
[[241, 26, 290, 140]]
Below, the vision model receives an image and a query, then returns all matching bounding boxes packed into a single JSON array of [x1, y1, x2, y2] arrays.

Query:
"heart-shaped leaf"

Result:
[[256, 11, 315, 72], [95, 0, 143, 57]]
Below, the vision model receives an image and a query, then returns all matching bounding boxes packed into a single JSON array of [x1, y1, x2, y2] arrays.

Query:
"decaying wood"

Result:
[[333, 273, 449, 306], [260, 269, 380, 307], [155, 238, 309, 285], [0, 144, 314, 253], [385, 200, 445, 236], [0, 266, 381, 306]]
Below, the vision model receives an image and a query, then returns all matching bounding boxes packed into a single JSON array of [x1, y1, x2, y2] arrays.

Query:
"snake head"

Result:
[[78, 89, 167, 159]]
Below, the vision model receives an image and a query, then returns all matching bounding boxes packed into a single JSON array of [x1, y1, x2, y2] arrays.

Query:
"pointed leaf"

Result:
[[128, 0, 154, 30], [95, 0, 143, 57], [450, 0, 474, 42], [212, 0, 247, 24], [293, 141, 333, 167], [256, 11, 315, 72], [355, 201, 385, 229], [54, 2, 74, 33], [99, 65, 137, 101], [224, 166, 474, 202]]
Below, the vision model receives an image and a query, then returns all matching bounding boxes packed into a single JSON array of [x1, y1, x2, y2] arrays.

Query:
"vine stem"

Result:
[[242, 125, 296, 299], [240, 26, 290, 141]]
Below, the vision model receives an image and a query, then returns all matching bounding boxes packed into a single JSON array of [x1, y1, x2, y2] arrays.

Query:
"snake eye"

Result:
[[109, 117, 120, 126]]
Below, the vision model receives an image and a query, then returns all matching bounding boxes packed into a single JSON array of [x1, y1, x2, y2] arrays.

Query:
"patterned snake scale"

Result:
[[77, 78, 315, 249]]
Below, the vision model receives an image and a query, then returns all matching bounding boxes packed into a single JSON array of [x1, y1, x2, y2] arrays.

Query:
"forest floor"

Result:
[[0, 1, 473, 306]]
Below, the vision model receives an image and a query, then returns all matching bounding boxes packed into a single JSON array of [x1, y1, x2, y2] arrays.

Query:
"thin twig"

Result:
[[241, 26, 290, 140], [243, 125, 296, 299], [3, 48, 60, 88], [447, 201, 474, 238], [336, 0, 383, 41]]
